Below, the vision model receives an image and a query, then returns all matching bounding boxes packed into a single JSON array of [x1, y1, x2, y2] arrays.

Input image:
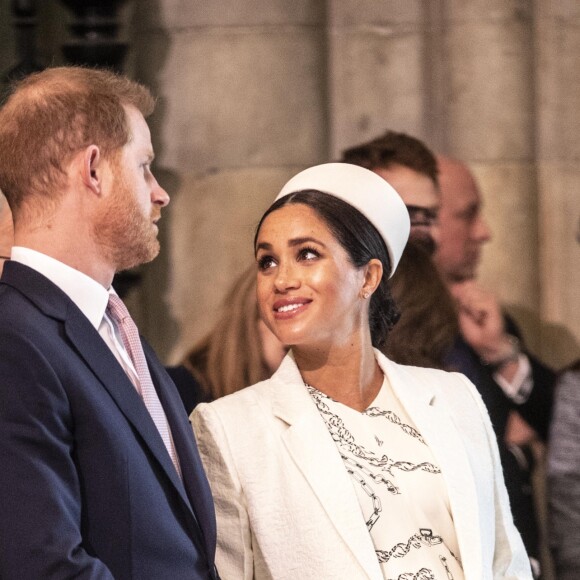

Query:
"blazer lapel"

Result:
[[68, 313, 216, 562], [378, 354, 483, 577], [271, 356, 383, 580]]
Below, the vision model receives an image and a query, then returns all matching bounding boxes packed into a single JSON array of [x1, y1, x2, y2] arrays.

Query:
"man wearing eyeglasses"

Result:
[[433, 155, 554, 578], [342, 130, 440, 252], [342, 132, 552, 576]]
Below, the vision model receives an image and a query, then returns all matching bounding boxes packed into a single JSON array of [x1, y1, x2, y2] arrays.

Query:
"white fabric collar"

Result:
[[11, 246, 111, 331]]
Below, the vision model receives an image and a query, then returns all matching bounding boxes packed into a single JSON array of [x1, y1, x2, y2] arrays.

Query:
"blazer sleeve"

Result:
[[191, 403, 254, 580], [0, 332, 114, 579], [456, 373, 533, 579]]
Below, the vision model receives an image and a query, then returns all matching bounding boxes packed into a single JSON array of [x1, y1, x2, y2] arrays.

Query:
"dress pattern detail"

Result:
[[365, 406, 427, 444], [306, 379, 464, 580], [376, 528, 460, 566], [307, 386, 440, 480]]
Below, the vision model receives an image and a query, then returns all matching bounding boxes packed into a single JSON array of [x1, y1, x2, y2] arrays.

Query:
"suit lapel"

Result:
[[145, 343, 217, 560], [67, 310, 218, 563], [271, 356, 383, 580], [63, 306, 197, 501], [378, 355, 483, 577], [3, 264, 198, 527]]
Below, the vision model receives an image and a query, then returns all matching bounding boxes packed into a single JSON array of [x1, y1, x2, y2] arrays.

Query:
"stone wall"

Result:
[[1, 0, 578, 369], [132, 0, 329, 360], [535, 1, 580, 368]]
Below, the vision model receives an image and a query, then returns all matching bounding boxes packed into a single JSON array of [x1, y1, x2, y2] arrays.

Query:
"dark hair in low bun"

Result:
[[255, 190, 400, 349]]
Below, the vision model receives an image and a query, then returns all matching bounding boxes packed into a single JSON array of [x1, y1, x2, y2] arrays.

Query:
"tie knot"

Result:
[[107, 293, 131, 324]]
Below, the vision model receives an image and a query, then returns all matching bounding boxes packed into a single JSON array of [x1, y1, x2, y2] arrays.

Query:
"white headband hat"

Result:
[[275, 162, 410, 277]]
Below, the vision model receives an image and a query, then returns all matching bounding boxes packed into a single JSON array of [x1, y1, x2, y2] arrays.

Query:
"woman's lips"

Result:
[[272, 298, 311, 319]]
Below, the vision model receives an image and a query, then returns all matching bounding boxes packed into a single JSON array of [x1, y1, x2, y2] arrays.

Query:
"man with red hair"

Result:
[[0, 67, 219, 580]]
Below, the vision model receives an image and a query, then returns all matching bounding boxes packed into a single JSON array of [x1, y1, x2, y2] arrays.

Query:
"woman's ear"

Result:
[[80, 145, 103, 195], [361, 258, 383, 299]]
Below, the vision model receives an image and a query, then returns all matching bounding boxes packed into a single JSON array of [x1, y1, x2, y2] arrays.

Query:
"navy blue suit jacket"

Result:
[[0, 262, 218, 579]]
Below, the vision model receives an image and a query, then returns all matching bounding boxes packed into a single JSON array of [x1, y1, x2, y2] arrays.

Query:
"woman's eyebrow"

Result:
[[288, 236, 326, 248]]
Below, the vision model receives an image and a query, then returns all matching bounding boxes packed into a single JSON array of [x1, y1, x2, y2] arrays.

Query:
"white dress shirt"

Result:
[[494, 355, 533, 404]]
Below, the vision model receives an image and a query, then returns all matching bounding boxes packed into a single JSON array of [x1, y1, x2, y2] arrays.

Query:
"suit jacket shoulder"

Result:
[[0, 262, 217, 580]]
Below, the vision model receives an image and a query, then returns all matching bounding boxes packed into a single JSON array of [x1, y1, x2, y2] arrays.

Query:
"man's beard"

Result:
[[93, 174, 161, 273]]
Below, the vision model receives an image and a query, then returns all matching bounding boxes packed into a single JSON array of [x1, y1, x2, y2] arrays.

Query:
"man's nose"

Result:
[[151, 176, 170, 207], [473, 214, 491, 243]]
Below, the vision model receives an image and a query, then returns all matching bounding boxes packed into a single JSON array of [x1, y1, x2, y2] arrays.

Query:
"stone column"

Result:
[[535, 0, 580, 368], [434, 0, 541, 352], [132, 0, 328, 360], [327, 0, 433, 158]]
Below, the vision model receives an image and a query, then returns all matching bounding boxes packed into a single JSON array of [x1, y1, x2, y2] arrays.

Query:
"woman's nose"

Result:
[[273, 263, 300, 292]]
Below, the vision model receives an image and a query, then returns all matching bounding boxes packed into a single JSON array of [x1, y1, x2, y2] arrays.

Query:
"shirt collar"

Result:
[[11, 246, 111, 331]]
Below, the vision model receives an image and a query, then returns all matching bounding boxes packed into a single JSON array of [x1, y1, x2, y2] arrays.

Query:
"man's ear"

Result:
[[80, 145, 103, 195]]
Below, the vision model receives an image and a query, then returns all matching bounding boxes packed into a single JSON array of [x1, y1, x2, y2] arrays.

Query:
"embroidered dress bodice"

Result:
[[307, 376, 465, 580]]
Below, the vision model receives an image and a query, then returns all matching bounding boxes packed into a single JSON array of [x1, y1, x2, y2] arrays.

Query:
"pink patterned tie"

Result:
[[107, 294, 181, 477]]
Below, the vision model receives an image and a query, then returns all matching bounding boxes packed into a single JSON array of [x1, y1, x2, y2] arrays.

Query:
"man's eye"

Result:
[[407, 205, 438, 226], [460, 211, 477, 222]]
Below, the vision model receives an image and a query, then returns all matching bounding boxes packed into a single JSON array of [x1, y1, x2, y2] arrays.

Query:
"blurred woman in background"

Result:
[[167, 264, 286, 413]]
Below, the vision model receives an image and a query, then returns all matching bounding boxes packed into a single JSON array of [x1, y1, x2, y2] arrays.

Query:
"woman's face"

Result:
[[255, 203, 367, 350]]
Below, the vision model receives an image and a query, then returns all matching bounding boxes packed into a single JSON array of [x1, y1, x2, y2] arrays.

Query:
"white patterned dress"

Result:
[[307, 376, 465, 580]]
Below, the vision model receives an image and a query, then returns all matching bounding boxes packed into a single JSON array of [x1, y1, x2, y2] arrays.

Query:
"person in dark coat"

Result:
[[0, 66, 219, 580]]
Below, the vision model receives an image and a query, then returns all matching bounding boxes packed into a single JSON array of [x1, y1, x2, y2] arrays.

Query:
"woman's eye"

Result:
[[298, 247, 319, 261], [257, 255, 276, 271]]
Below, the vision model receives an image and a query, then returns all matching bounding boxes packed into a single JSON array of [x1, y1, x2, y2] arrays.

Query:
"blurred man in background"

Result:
[[344, 133, 553, 576], [435, 156, 555, 577]]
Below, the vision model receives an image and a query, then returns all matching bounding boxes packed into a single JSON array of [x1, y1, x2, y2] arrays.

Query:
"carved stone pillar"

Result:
[[326, 1, 432, 157], [433, 0, 541, 352], [535, 1, 580, 367], [133, 1, 328, 359]]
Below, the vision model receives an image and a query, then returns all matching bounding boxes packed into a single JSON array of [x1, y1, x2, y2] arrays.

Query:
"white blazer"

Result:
[[191, 351, 531, 580]]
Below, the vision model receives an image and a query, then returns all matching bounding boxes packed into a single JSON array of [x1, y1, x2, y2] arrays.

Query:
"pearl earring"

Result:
[[362, 291, 370, 299]]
